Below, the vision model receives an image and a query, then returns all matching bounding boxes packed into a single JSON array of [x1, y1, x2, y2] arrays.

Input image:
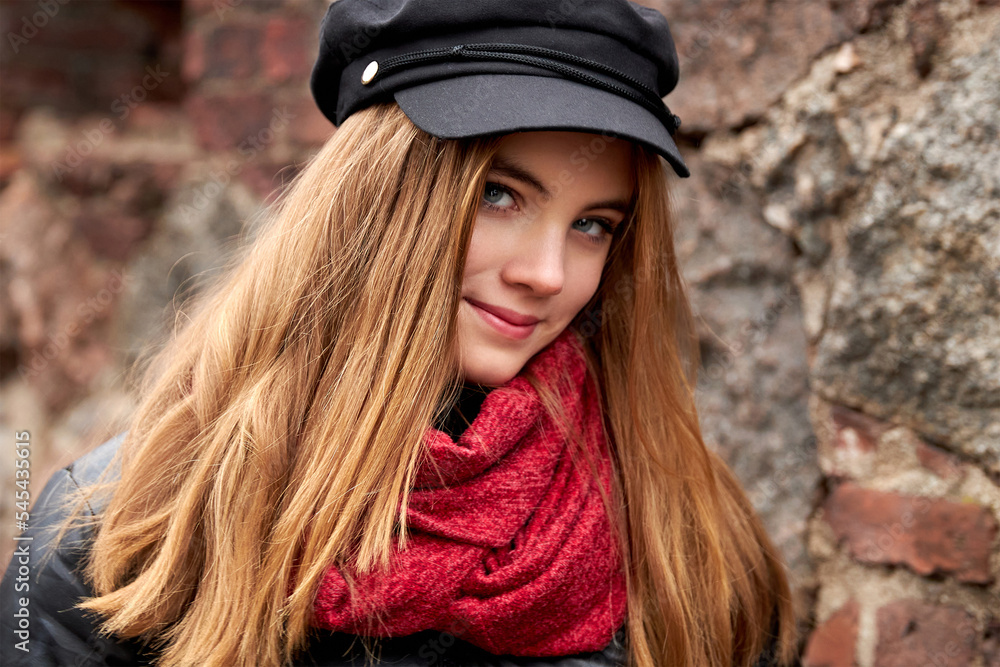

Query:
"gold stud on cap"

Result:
[[361, 60, 379, 85]]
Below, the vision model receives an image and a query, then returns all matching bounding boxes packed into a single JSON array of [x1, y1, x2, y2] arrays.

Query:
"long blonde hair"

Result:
[[64, 103, 796, 666]]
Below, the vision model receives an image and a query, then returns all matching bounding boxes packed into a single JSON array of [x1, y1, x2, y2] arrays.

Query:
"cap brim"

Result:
[[393, 74, 689, 178]]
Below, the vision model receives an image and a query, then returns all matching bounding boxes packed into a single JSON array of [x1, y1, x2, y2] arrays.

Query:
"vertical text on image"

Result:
[[12, 430, 33, 653]]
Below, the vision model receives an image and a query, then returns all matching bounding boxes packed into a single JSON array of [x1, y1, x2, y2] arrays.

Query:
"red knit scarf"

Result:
[[311, 328, 627, 655]]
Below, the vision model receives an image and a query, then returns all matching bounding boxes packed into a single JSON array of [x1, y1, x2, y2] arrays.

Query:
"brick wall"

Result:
[[0, 0, 331, 573]]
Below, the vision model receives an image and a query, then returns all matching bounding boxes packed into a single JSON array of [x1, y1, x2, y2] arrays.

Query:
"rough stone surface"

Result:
[[707, 6, 1000, 648], [778, 13, 1000, 475], [0, 173, 123, 411], [114, 169, 254, 368], [657, 0, 905, 133], [873, 600, 978, 667], [824, 481, 999, 584], [675, 148, 820, 597], [822, 404, 888, 479], [984, 619, 1000, 667], [60, 160, 179, 261]]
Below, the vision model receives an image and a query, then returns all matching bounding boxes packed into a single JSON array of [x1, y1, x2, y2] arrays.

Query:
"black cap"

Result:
[[310, 0, 690, 178]]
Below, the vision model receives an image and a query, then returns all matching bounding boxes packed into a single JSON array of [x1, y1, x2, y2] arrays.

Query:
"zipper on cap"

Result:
[[361, 42, 682, 135]]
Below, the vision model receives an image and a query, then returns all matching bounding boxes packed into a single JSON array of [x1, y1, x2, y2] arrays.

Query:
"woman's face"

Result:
[[458, 130, 634, 387]]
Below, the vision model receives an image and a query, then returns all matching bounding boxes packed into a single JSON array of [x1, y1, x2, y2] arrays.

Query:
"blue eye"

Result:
[[573, 218, 615, 245], [482, 182, 515, 210]]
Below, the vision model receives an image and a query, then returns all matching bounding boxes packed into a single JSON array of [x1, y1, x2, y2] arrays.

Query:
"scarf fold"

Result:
[[311, 327, 627, 655]]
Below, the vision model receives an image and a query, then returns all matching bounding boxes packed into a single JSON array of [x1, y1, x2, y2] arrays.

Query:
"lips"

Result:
[[464, 298, 540, 326]]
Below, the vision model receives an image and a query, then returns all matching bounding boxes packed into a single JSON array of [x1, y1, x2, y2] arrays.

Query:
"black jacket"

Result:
[[1, 433, 790, 666]]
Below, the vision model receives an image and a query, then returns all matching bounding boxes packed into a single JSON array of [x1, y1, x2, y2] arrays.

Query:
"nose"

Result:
[[501, 223, 565, 295]]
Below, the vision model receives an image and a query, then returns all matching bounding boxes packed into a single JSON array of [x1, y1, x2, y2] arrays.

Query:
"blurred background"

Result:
[[0, 0, 997, 664]]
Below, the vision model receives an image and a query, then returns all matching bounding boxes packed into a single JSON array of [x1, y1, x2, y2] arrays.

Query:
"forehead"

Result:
[[490, 131, 635, 196]]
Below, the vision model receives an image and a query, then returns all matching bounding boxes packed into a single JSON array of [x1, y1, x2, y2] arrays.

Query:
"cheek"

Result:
[[566, 255, 607, 313], [462, 217, 494, 279]]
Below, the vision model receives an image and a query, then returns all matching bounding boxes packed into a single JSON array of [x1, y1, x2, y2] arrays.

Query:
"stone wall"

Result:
[[666, 0, 1000, 663], [1, 0, 997, 664]]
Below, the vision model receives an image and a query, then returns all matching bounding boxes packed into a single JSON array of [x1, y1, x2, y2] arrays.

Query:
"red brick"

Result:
[[11, 4, 153, 52], [0, 147, 21, 184], [185, 0, 220, 16], [287, 97, 335, 147], [0, 64, 72, 112], [804, 599, 859, 667], [187, 0, 260, 19], [0, 107, 20, 143], [916, 441, 965, 481], [188, 0, 288, 21], [186, 92, 276, 151], [202, 23, 263, 80], [97, 59, 180, 110], [261, 16, 314, 84], [824, 482, 998, 584], [183, 28, 207, 83], [874, 600, 977, 667]]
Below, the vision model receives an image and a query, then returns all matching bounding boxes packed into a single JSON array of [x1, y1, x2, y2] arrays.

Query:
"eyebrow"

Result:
[[488, 155, 633, 214]]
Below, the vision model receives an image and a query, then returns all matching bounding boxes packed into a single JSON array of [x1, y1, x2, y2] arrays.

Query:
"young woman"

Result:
[[1, 1, 799, 666]]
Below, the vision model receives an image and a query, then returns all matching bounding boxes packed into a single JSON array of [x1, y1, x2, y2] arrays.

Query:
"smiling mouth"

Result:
[[464, 298, 540, 326], [465, 298, 539, 340]]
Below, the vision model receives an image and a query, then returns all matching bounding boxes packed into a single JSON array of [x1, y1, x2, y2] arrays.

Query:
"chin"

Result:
[[462, 369, 516, 388], [461, 356, 522, 388]]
